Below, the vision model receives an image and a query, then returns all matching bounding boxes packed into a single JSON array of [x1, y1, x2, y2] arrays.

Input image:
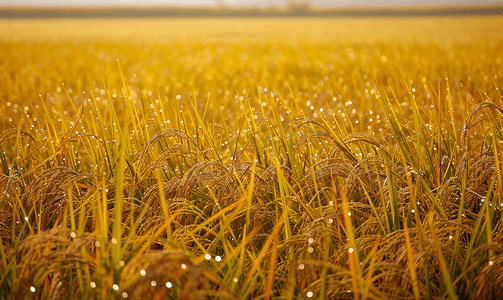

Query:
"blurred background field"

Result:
[[1, 16, 502, 128], [1, 14, 503, 300], [2, 16, 503, 42]]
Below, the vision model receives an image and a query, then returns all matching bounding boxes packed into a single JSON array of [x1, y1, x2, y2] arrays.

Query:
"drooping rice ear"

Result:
[[460, 102, 503, 151]]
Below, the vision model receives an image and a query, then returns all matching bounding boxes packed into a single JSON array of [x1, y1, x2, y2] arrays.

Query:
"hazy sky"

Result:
[[2, 0, 500, 7]]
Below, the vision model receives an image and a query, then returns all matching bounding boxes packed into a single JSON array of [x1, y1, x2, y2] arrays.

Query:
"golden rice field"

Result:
[[1, 17, 503, 299]]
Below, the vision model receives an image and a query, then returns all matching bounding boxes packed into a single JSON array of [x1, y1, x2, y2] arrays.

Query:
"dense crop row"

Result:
[[0, 17, 503, 299]]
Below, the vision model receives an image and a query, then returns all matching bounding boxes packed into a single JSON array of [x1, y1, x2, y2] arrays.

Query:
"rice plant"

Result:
[[0, 17, 502, 299]]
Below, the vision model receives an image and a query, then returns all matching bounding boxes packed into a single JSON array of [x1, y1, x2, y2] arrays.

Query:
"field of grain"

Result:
[[1, 17, 503, 299]]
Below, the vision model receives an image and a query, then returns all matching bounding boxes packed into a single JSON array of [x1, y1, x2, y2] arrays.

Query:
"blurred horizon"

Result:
[[2, 0, 502, 18], [2, 0, 502, 8]]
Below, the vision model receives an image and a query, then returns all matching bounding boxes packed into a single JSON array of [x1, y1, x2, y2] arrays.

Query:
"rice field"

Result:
[[1, 16, 503, 299]]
